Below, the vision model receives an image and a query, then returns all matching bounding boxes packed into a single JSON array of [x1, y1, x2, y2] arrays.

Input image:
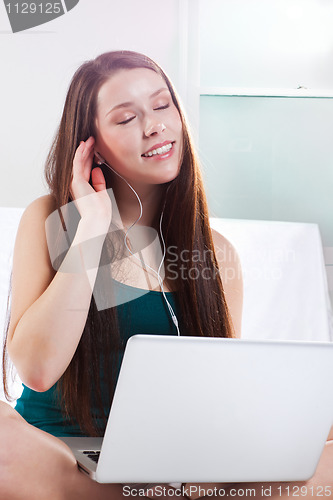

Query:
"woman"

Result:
[[0, 51, 330, 499]]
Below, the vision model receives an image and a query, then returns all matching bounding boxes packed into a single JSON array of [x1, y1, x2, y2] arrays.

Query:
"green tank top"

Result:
[[15, 282, 180, 437]]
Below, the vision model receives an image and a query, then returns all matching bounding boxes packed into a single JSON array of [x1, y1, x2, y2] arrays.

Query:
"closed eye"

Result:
[[118, 116, 136, 125], [154, 104, 170, 111]]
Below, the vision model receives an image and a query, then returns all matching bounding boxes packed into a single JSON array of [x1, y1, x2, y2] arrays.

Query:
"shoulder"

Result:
[[13, 195, 57, 274], [211, 228, 243, 338], [20, 194, 57, 225], [211, 228, 242, 277], [16, 195, 57, 244]]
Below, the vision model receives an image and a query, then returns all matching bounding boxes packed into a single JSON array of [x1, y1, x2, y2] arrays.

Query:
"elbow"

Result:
[[23, 373, 56, 393], [7, 344, 57, 393], [17, 365, 56, 393], [20, 360, 59, 392]]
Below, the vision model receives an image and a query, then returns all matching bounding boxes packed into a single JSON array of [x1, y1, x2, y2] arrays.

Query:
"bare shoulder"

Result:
[[20, 194, 57, 224], [14, 194, 57, 260], [211, 228, 243, 338], [211, 228, 242, 280]]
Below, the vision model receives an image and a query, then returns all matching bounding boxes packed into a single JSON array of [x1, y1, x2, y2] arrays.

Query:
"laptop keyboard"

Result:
[[83, 450, 100, 463]]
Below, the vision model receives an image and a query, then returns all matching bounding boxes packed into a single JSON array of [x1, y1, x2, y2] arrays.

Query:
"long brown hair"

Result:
[[3, 51, 234, 435]]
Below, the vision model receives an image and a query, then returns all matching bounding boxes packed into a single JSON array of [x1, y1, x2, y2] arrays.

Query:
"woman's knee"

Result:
[[0, 401, 76, 499], [0, 402, 28, 496], [0, 401, 23, 448], [0, 400, 26, 431], [0, 400, 19, 417]]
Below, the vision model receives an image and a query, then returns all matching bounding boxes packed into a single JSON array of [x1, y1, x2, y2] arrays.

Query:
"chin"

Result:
[[161, 162, 182, 183], [155, 170, 180, 185]]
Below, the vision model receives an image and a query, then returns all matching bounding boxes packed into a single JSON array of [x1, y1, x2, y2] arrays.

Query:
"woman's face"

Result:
[[94, 68, 183, 187]]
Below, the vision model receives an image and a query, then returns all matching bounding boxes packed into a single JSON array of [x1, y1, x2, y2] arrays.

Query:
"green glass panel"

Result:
[[199, 95, 333, 247]]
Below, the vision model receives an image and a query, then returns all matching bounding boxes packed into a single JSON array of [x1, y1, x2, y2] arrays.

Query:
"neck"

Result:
[[108, 172, 166, 229]]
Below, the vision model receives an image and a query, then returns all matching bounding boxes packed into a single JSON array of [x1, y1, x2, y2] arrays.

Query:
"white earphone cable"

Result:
[[96, 157, 180, 335]]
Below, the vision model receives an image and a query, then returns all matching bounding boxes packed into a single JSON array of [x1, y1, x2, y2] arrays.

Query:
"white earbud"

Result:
[[94, 151, 105, 165]]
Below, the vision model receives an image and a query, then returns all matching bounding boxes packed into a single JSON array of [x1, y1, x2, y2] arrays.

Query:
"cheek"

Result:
[[172, 111, 183, 136], [99, 129, 129, 156], [113, 132, 140, 158]]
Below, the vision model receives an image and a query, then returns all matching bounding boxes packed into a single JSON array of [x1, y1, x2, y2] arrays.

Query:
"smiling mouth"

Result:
[[142, 142, 175, 158]]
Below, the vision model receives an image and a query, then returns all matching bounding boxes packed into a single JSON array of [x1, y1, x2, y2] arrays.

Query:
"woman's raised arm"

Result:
[[7, 137, 112, 392]]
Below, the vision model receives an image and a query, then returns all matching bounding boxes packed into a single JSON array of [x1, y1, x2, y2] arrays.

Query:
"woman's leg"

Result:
[[6, 400, 330, 500], [0, 401, 127, 500], [241, 440, 333, 500], [202, 439, 333, 499], [0, 402, 191, 500]]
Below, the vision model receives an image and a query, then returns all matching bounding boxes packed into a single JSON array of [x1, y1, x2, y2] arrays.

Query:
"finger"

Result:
[[73, 141, 85, 168], [73, 139, 95, 181], [91, 167, 106, 192], [81, 136, 95, 160]]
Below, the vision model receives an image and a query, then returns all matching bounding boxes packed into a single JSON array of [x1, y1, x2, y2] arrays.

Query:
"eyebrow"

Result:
[[105, 87, 169, 117]]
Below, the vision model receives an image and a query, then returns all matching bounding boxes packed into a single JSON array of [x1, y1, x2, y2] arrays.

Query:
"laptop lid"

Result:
[[95, 335, 333, 484]]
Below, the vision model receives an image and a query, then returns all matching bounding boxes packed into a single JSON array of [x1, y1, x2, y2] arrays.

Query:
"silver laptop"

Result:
[[59, 335, 333, 483]]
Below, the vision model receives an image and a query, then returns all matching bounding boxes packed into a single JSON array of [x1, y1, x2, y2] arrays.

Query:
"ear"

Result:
[[94, 150, 105, 165]]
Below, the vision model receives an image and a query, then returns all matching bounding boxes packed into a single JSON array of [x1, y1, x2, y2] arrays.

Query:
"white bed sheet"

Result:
[[210, 218, 332, 341]]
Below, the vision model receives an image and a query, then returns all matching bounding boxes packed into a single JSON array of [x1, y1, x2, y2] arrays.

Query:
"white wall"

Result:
[[0, 0, 183, 207], [199, 0, 333, 89], [196, 0, 333, 309]]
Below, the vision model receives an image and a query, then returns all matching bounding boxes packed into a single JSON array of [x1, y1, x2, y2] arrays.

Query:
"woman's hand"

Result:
[[70, 136, 112, 227]]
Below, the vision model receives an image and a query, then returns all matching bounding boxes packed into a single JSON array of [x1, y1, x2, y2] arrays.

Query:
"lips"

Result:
[[142, 141, 175, 158]]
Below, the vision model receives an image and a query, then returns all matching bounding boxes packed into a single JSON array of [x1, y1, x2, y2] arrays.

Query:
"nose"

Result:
[[144, 120, 166, 137]]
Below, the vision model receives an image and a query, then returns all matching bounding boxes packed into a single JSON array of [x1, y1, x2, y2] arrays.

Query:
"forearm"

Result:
[[8, 217, 109, 391]]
